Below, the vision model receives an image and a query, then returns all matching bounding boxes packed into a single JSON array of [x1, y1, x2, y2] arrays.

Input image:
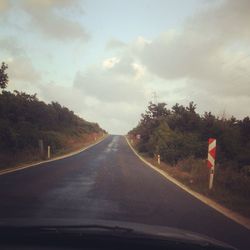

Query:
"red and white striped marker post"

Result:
[[207, 138, 216, 190]]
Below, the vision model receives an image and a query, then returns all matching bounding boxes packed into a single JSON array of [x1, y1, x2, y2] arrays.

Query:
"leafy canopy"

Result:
[[0, 62, 8, 89]]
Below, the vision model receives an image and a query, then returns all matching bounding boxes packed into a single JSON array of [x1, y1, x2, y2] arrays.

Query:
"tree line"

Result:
[[129, 101, 250, 171], [0, 62, 105, 159]]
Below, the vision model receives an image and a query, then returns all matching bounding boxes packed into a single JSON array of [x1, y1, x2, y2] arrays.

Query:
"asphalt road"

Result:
[[0, 135, 249, 249]]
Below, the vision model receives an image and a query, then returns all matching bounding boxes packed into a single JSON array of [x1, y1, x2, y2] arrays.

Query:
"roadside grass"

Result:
[[131, 142, 250, 219], [0, 132, 105, 171]]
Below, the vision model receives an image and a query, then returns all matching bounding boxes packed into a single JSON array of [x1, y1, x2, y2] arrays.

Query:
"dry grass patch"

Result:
[[135, 148, 250, 218]]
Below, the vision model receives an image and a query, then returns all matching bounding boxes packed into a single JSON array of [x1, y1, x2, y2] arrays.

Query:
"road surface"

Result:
[[0, 135, 249, 249]]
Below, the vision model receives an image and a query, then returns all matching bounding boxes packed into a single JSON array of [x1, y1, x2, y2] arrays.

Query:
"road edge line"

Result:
[[0, 135, 109, 176], [125, 136, 250, 230]]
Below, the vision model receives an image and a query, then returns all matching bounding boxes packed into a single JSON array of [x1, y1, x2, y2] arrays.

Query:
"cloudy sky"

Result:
[[1, 0, 250, 134]]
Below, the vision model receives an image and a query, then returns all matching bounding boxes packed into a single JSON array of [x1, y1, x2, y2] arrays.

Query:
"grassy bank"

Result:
[[128, 101, 250, 219], [0, 90, 106, 171], [130, 139, 250, 219], [0, 132, 106, 171]]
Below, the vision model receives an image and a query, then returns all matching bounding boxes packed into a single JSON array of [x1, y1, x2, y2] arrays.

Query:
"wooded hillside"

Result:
[[129, 101, 250, 172], [129, 102, 250, 216], [0, 62, 105, 168]]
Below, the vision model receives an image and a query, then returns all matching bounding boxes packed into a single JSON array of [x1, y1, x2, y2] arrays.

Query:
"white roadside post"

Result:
[[48, 145, 51, 159], [157, 154, 161, 165], [207, 138, 216, 190]]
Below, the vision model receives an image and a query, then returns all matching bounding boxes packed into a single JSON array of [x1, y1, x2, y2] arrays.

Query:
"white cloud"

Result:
[[0, 0, 10, 12], [70, 55, 154, 133], [2, 0, 250, 134], [74, 59, 147, 104], [6, 57, 41, 86], [1, 0, 88, 41], [135, 36, 152, 48], [102, 57, 120, 69], [134, 1, 250, 99], [132, 63, 145, 80], [106, 39, 126, 50], [0, 38, 24, 56], [124, 0, 250, 119], [1, 38, 41, 88]]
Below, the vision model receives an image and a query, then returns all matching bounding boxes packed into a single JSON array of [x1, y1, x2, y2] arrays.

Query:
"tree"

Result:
[[169, 102, 200, 132], [0, 62, 8, 89]]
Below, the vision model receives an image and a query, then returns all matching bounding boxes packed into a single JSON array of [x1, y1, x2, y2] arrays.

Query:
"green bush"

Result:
[[0, 90, 104, 152], [216, 167, 250, 199], [178, 157, 208, 184], [129, 101, 250, 170]]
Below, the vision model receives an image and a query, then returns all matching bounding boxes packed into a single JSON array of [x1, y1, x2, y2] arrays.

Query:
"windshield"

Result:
[[0, 1, 249, 250]]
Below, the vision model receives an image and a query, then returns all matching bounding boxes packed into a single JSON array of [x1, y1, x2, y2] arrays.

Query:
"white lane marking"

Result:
[[125, 136, 250, 230], [0, 135, 109, 176]]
